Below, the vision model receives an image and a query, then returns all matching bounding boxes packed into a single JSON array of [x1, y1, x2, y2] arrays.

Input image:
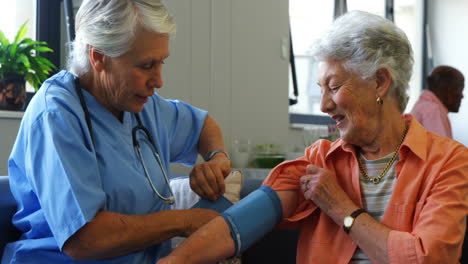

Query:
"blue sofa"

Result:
[[239, 177, 299, 263], [0, 176, 21, 258], [1, 175, 466, 263], [0, 175, 298, 262]]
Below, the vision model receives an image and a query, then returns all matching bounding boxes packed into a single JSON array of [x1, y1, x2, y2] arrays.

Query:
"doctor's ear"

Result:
[[89, 47, 106, 72]]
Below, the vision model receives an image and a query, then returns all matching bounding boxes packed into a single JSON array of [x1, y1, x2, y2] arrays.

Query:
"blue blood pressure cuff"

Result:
[[220, 185, 283, 256], [191, 195, 233, 213]]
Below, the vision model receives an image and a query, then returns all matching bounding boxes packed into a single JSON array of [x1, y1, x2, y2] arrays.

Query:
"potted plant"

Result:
[[253, 144, 285, 168], [0, 21, 55, 111]]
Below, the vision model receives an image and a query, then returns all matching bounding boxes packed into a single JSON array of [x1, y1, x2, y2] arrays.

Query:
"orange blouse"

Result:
[[263, 115, 468, 263]]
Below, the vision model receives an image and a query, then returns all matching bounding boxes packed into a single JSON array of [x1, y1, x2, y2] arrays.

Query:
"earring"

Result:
[[376, 96, 383, 105]]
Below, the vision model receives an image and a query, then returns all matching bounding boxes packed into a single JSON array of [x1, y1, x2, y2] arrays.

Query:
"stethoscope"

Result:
[[74, 76, 175, 205]]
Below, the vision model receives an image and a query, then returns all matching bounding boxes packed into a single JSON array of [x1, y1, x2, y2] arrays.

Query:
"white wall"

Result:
[[4, 1, 465, 176], [0, 0, 301, 176], [161, 0, 303, 174], [0, 116, 21, 175], [161, 0, 292, 146], [429, 0, 468, 146]]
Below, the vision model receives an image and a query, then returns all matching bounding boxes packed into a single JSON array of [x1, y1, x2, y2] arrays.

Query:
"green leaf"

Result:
[[17, 38, 34, 47], [36, 56, 56, 69], [25, 74, 34, 86], [18, 38, 34, 45], [35, 70, 47, 84], [9, 43, 18, 58], [29, 57, 49, 75], [0, 29, 9, 46], [29, 40, 48, 46], [30, 57, 52, 73], [33, 46, 53, 53], [14, 21, 29, 43], [0, 20, 55, 90], [16, 39, 36, 54], [18, 38, 47, 49], [25, 72, 41, 91], [17, 54, 31, 69]]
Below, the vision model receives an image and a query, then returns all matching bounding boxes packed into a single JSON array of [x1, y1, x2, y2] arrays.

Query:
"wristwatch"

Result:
[[204, 150, 230, 161], [343, 208, 366, 234]]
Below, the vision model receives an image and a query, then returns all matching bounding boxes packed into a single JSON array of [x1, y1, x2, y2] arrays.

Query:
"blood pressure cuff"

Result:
[[191, 195, 233, 213], [220, 185, 283, 256]]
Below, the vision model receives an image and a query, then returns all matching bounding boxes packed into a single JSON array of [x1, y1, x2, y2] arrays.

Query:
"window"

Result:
[[392, 0, 424, 112], [347, 0, 385, 16], [348, 0, 423, 112], [288, 0, 334, 118], [289, 0, 424, 124], [0, 0, 37, 93]]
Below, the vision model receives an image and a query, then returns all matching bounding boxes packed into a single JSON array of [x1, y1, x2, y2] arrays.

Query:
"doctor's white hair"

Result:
[[311, 10, 413, 112], [68, 0, 176, 76]]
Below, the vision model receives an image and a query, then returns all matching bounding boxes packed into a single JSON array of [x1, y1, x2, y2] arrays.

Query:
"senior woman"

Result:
[[3, 0, 231, 263], [158, 10, 468, 264]]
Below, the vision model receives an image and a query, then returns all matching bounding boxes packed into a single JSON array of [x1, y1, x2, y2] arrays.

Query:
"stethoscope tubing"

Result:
[[74, 76, 175, 204]]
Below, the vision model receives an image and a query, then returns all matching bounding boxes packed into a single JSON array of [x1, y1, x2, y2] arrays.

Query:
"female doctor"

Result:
[[3, 0, 230, 263]]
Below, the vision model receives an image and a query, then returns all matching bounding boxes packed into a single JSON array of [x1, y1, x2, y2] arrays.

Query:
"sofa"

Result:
[[1, 175, 466, 263], [239, 176, 299, 264], [0, 176, 21, 257], [0, 174, 298, 263]]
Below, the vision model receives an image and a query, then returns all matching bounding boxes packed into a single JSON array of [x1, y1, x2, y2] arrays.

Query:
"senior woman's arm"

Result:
[[190, 115, 231, 200], [301, 164, 393, 263], [157, 190, 299, 264], [336, 165, 467, 264], [62, 209, 219, 261], [343, 212, 392, 262], [302, 158, 468, 263]]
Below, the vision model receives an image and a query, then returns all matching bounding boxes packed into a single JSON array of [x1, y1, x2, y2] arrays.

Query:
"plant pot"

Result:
[[0, 74, 26, 111], [254, 154, 285, 168]]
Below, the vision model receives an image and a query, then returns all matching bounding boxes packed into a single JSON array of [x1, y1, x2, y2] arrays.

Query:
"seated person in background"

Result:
[[411, 65, 465, 138], [3, 0, 231, 263], [158, 10, 468, 264]]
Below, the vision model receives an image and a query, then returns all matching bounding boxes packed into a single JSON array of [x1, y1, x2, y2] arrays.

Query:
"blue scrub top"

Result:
[[3, 71, 207, 263]]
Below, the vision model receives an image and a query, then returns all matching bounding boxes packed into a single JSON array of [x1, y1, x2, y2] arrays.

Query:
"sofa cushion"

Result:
[[0, 176, 21, 257]]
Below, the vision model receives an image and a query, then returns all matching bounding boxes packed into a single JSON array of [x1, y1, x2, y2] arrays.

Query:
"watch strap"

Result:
[[343, 208, 366, 234], [204, 150, 230, 161]]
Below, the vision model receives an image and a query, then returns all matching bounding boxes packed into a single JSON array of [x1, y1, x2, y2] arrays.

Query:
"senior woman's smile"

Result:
[[317, 59, 384, 147]]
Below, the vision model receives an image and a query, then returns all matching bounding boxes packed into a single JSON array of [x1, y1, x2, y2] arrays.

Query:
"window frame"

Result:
[[288, 0, 427, 126], [21, 0, 63, 108]]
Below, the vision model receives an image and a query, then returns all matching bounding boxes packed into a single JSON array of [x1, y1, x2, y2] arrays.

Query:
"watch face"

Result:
[[344, 216, 354, 227]]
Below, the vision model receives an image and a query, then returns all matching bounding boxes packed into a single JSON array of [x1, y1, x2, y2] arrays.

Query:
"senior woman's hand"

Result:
[[189, 154, 231, 200], [300, 164, 357, 223]]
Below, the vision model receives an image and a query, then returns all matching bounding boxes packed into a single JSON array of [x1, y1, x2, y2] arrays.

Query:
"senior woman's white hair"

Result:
[[311, 10, 413, 112], [68, 0, 176, 76]]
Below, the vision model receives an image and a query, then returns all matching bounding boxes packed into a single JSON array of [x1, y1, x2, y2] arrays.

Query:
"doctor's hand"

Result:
[[190, 154, 231, 200], [300, 164, 355, 224]]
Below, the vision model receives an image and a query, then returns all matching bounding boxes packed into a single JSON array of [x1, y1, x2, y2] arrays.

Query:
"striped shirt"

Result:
[[350, 152, 399, 263]]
